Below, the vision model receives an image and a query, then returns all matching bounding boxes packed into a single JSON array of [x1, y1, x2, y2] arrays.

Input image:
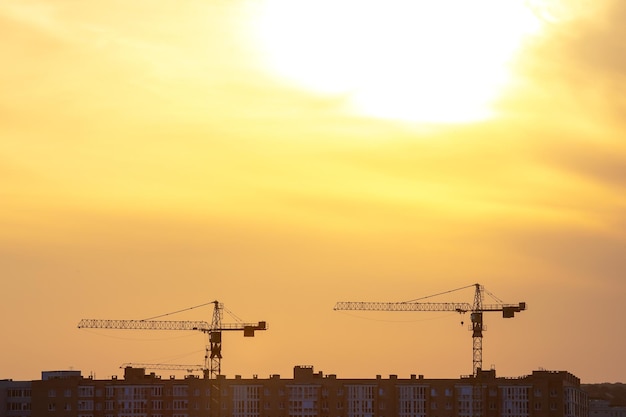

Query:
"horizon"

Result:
[[4, 362, 620, 385]]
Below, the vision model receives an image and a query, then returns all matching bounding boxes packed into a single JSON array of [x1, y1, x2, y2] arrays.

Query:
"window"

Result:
[[397, 385, 426, 417], [79, 386, 95, 397], [8, 389, 31, 398], [287, 385, 318, 417], [173, 400, 188, 410], [346, 385, 375, 416], [173, 385, 188, 397], [78, 400, 94, 410], [7, 402, 28, 411], [500, 386, 530, 417], [232, 385, 261, 417]]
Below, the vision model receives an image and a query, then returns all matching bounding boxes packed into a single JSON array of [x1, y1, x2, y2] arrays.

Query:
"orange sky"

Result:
[[1, 0, 625, 384]]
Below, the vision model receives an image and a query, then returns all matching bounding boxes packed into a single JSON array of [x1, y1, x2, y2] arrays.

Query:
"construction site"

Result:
[[0, 284, 595, 417]]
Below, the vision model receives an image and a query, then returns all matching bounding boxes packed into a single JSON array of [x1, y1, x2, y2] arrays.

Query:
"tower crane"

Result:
[[334, 283, 525, 377], [78, 300, 267, 379]]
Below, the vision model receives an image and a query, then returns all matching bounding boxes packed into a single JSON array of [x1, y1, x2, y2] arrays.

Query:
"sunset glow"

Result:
[[1, 0, 625, 385], [254, 0, 541, 123]]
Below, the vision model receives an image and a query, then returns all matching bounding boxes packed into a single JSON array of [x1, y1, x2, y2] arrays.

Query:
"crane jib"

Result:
[[77, 319, 212, 331], [77, 319, 268, 332], [333, 302, 526, 316], [334, 302, 473, 312]]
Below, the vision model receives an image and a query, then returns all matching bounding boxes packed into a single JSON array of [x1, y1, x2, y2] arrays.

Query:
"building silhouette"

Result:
[[1, 365, 589, 417]]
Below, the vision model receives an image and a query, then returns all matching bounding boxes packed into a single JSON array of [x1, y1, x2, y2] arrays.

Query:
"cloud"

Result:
[[514, 0, 626, 121], [488, 0, 626, 207], [564, 0, 626, 78]]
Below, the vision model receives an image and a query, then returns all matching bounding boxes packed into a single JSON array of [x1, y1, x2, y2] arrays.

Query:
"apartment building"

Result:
[[0, 379, 31, 417], [1, 365, 588, 417], [588, 399, 626, 417]]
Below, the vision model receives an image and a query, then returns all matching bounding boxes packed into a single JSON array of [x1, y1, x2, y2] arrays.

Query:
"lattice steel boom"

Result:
[[120, 363, 205, 373]]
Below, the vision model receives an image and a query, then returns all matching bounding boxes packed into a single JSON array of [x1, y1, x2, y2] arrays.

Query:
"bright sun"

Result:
[[253, 0, 542, 124]]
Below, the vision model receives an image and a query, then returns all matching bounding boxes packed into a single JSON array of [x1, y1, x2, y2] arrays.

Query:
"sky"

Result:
[[1, 0, 625, 384]]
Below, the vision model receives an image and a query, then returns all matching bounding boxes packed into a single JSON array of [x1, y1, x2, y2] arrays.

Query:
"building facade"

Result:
[[1, 366, 588, 417], [0, 379, 31, 417], [588, 399, 626, 417]]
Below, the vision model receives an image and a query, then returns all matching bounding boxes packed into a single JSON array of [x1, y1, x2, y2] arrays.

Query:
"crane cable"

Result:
[[402, 283, 476, 303], [483, 287, 504, 303], [141, 301, 216, 321], [223, 306, 245, 323], [140, 301, 248, 324]]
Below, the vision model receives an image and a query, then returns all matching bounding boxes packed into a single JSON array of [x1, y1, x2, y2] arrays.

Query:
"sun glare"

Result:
[[253, 0, 542, 124]]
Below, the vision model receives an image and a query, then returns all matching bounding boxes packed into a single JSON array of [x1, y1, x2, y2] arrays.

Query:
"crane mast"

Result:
[[472, 283, 484, 379]]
